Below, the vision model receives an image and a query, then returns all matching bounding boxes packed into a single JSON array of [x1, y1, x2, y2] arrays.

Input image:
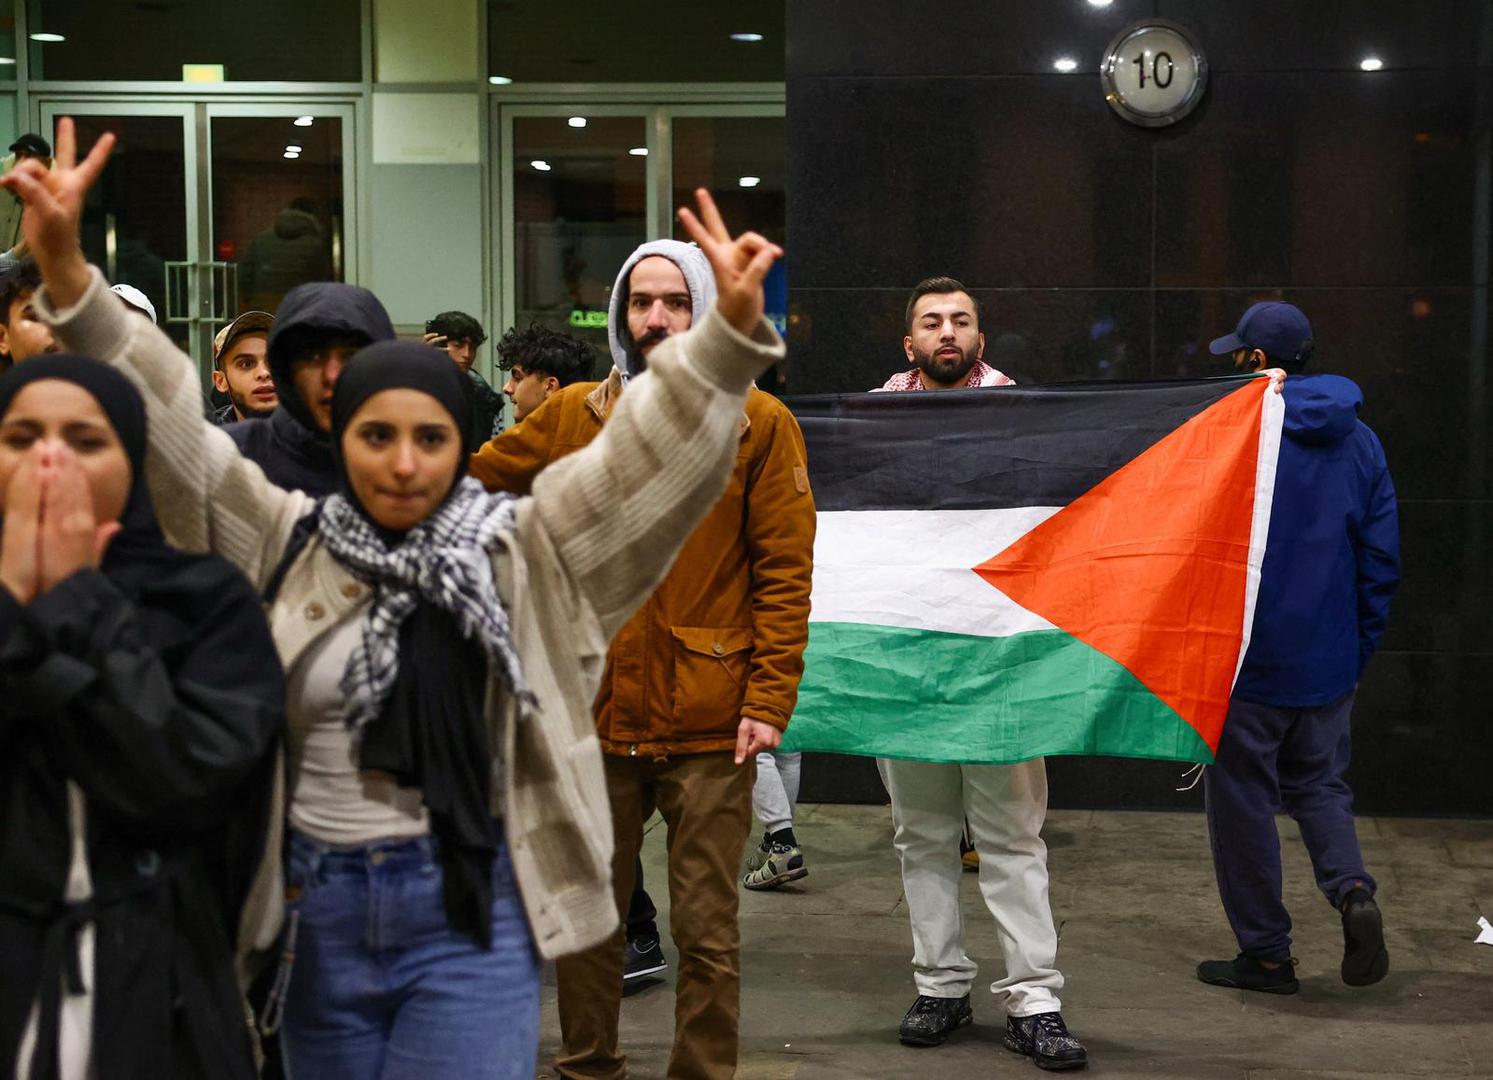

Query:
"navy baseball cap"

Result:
[[8, 134, 51, 158], [1209, 301, 1313, 361]]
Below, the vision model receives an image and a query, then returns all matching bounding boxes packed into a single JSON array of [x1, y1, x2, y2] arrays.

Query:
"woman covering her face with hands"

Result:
[[3, 120, 786, 1078], [0, 356, 284, 1080]]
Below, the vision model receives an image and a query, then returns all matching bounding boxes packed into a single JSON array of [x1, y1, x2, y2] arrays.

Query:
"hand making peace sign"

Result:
[[0, 117, 117, 309], [677, 188, 784, 339]]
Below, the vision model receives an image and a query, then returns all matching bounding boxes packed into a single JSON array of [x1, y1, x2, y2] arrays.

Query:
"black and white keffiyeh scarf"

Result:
[[319, 476, 536, 731], [317, 475, 540, 947]]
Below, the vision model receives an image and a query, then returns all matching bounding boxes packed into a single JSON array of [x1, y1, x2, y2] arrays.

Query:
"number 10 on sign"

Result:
[[1101, 20, 1208, 127]]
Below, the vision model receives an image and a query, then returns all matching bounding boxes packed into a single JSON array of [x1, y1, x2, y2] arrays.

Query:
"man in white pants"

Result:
[[741, 751, 807, 889], [873, 277, 1087, 1071]]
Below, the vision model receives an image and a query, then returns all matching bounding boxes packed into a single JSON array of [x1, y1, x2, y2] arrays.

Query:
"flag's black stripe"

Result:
[[785, 378, 1253, 512]]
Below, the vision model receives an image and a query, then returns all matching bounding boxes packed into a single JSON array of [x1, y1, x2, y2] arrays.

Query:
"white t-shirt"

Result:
[[286, 608, 429, 845]]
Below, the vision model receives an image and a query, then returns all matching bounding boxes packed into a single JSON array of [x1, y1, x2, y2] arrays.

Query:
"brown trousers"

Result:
[[555, 751, 755, 1080]]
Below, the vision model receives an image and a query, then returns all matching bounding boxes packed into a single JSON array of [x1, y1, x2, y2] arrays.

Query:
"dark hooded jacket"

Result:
[[0, 356, 285, 1080], [238, 207, 331, 304], [1235, 374, 1400, 707], [225, 282, 395, 496]]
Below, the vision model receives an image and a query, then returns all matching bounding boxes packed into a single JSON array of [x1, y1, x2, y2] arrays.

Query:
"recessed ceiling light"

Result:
[[628, 146, 648, 156], [730, 32, 764, 43], [1085, 0, 1114, 7], [738, 175, 761, 188], [1360, 56, 1384, 71], [293, 116, 314, 127], [488, 75, 513, 85], [568, 116, 587, 128], [285, 144, 303, 153], [283, 151, 301, 160], [1053, 56, 1079, 73], [531, 160, 552, 172], [30, 32, 65, 43]]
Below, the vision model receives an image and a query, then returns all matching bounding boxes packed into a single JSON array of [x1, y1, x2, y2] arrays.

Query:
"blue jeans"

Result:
[[280, 829, 539, 1080], [1205, 691, 1375, 962]]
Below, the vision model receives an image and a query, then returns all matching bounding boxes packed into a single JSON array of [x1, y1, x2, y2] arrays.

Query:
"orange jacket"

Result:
[[470, 369, 816, 757]]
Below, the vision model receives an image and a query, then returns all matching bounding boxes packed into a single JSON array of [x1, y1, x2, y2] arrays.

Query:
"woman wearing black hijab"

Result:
[[0, 355, 285, 1080], [264, 343, 553, 1077], [9, 121, 786, 1080]]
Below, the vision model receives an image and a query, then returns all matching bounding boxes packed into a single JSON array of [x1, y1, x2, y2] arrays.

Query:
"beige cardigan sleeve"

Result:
[[526, 304, 784, 641], [35, 266, 310, 589]]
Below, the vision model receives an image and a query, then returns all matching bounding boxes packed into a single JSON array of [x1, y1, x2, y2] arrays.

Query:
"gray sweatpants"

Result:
[[751, 751, 803, 834]]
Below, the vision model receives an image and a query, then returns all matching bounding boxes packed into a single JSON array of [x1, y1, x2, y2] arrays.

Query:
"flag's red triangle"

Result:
[[974, 382, 1268, 753]]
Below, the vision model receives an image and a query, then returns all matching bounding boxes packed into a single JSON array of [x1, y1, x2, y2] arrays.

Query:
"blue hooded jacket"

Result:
[[1234, 374, 1400, 707], [223, 282, 395, 496]]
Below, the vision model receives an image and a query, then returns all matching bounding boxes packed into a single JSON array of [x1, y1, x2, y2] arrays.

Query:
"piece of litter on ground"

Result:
[[1476, 916, 1493, 946]]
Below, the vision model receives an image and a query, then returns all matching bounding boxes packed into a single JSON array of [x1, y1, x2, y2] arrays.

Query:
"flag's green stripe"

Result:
[[781, 623, 1212, 765]]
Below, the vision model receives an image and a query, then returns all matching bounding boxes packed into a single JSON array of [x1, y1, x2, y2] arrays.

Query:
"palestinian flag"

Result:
[[779, 376, 1284, 765]]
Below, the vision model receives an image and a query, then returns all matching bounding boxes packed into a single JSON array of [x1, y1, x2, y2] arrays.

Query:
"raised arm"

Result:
[[524, 192, 785, 640], [5, 119, 309, 586]]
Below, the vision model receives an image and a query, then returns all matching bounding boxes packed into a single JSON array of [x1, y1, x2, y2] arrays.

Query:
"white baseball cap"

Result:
[[110, 283, 158, 324]]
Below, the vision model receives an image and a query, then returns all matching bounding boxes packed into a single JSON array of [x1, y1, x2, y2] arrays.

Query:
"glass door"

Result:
[[38, 103, 198, 353], [205, 105, 356, 342], [494, 101, 784, 382], [497, 106, 654, 362], [36, 100, 357, 375]]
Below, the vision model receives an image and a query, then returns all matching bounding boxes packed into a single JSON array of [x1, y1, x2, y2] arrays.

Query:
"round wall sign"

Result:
[[1100, 20, 1207, 127]]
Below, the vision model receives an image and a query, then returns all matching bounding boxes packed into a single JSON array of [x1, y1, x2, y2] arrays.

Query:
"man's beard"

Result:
[[912, 342, 978, 386], [627, 327, 670, 373], [231, 389, 276, 419]]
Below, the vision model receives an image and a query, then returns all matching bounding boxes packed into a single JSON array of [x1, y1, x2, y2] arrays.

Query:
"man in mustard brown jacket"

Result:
[[470, 238, 815, 1080]]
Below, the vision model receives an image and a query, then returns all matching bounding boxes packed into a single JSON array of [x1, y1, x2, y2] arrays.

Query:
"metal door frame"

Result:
[[34, 96, 360, 375], [202, 100, 360, 363], [35, 98, 202, 353], [490, 96, 784, 368]]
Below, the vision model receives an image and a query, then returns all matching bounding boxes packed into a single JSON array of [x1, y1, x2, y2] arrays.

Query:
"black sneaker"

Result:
[[622, 937, 666, 981], [1003, 1012, 1088, 1071], [1340, 887, 1389, 986], [897, 993, 972, 1047], [1196, 953, 1299, 994]]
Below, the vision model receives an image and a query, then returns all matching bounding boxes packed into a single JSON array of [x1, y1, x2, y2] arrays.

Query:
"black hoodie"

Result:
[[0, 356, 285, 1080], [224, 282, 395, 496]]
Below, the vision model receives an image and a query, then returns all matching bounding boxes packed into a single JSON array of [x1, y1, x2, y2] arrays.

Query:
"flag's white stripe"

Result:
[[810, 507, 1062, 638], [1233, 383, 1286, 685]]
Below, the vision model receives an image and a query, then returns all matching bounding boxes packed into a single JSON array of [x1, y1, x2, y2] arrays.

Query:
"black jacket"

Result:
[[468, 368, 505, 446], [225, 405, 336, 496], [0, 566, 285, 1080], [225, 281, 395, 496]]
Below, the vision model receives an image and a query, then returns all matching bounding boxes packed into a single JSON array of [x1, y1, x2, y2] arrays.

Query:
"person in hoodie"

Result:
[[469, 239, 816, 1080], [223, 281, 396, 495], [238, 197, 333, 313], [1197, 301, 1400, 995], [0, 355, 283, 1080]]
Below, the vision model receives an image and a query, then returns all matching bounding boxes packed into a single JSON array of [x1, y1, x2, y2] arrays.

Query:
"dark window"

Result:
[[489, 0, 783, 84], [27, 0, 362, 82]]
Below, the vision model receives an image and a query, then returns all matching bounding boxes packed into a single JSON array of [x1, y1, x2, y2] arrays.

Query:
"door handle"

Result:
[[163, 261, 241, 325], [163, 261, 193, 324], [207, 261, 238, 322]]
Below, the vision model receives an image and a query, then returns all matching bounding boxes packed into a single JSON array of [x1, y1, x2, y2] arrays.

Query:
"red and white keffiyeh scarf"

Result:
[[879, 359, 1015, 392]]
